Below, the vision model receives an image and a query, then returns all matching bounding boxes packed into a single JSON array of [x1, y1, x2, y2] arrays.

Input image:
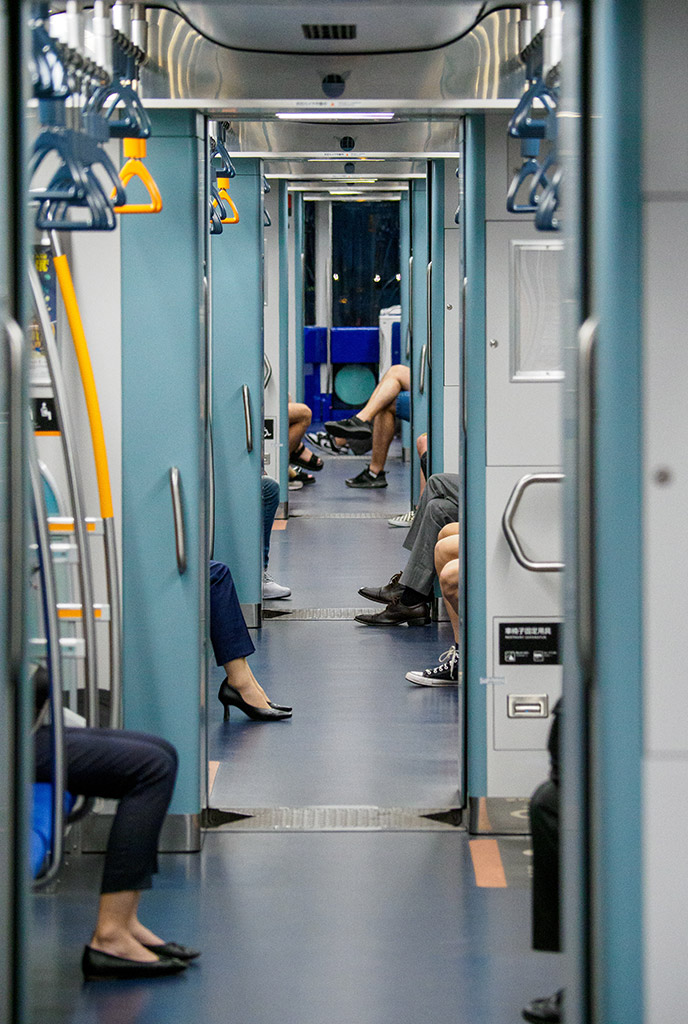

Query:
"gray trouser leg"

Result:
[[401, 474, 458, 595]]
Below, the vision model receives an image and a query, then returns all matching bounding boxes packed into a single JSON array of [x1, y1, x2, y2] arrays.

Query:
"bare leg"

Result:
[[357, 364, 410, 423], [90, 891, 161, 962], [416, 433, 428, 497], [224, 656, 271, 709], [288, 402, 312, 455], [435, 530, 459, 644], [369, 407, 396, 474]]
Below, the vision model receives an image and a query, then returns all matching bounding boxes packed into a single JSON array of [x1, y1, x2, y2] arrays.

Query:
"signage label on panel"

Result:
[[264, 418, 275, 440], [499, 622, 561, 665]]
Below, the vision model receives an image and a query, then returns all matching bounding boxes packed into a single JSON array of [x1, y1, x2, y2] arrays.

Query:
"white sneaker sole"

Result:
[[263, 586, 292, 600], [405, 669, 457, 687]]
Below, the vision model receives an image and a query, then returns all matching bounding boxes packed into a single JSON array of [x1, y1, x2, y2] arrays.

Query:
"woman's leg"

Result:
[[209, 561, 272, 708], [35, 727, 178, 961]]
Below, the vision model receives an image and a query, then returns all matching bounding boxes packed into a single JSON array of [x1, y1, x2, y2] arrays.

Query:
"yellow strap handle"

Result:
[[52, 254, 114, 520], [113, 139, 163, 215], [214, 176, 240, 224]]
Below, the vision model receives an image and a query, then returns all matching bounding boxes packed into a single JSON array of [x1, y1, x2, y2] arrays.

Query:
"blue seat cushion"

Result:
[[31, 783, 77, 878], [396, 390, 410, 422]]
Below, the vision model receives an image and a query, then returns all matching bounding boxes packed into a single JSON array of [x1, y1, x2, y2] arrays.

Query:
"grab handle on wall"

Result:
[[577, 318, 598, 674], [501, 473, 565, 572], [242, 384, 254, 453], [169, 467, 187, 575], [419, 344, 427, 395]]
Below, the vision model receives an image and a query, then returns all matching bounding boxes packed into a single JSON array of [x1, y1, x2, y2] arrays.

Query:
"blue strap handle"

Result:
[[528, 151, 557, 207], [209, 197, 224, 235], [264, 208, 272, 227], [211, 138, 236, 177], [508, 77, 557, 140], [506, 159, 541, 214], [84, 80, 152, 139], [535, 168, 562, 232], [31, 20, 69, 100]]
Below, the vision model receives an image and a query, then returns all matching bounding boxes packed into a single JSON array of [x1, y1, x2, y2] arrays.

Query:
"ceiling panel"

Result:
[[172, 1, 487, 54]]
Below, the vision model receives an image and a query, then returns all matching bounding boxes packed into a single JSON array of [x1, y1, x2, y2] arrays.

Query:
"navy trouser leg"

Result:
[[261, 476, 280, 569], [34, 727, 178, 893], [530, 779, 561, 951], [209, 560, 255, 665]]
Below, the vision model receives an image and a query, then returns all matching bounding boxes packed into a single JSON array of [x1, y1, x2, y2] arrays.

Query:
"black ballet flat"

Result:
[[218, 680, 292, 722], [81, 946, 187, 980], [143, 941, 201, 961]]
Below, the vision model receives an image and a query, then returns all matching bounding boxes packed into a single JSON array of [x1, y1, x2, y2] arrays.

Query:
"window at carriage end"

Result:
[[510, 240, 564, 382]]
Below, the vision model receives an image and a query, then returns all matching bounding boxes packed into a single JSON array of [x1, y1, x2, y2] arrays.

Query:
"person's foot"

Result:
[[290, 465, 315, 485], [288, 466, 303, 490], [522, 988, 564, 1023], [291, 442, 323, 471], [263, 572, 291, 600], [82, 946, 188, 980], [324, 414, 373, 441], [355, 598, 430, 627], [346, 467, 387, 489], [358, 572, 404, 605], [405, 644, 459, 686], [388, 509, 416, 528]]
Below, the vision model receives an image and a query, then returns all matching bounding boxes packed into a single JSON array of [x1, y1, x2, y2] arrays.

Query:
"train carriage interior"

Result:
[[1, 2, 687, 1023]]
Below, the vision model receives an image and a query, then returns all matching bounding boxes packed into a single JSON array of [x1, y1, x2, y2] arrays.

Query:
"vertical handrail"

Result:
[[30, 442, 66, 888], [419, 344, 428, 395], [577, 318, 598, 675], [5, 318, 26, 691], [242, 384, 253, 453], [426, 260, 433, 372], [28, 263, 99, 729], [169, 467, 187, 575], [406, 254, 414, 359], [50, 240, 123, 729]]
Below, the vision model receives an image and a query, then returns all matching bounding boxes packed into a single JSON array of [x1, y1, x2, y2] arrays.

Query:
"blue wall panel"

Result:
[[211, 158, 263, 611], [464, 115, 487, 797], [120, 110, 204, 820]]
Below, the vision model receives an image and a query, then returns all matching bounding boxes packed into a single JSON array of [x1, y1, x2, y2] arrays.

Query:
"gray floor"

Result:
[[29, 440, 562, 1024]]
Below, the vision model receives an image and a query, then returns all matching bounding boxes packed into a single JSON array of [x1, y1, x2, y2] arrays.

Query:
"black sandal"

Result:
[[292, 443, 323, 472], [290, 466, 316, 485]]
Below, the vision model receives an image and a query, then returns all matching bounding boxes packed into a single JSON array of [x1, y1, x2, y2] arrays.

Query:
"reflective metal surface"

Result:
[[140, 9, 522, 106]]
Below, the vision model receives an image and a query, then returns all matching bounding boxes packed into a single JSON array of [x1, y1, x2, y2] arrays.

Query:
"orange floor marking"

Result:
[[208, 761, 220, 796], [272, 521, 288, 531], [469, 839, 508, 888], [477, 796, 493, 832]]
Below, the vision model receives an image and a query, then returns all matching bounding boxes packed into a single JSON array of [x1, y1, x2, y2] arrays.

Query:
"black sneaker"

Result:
[[324, 415, 373, 441], [405, 645, 459, 686], [345, 467, 387, 489]]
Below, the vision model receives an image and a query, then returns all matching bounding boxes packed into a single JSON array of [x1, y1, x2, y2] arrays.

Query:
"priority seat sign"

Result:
[[499, 622, 561, 665]]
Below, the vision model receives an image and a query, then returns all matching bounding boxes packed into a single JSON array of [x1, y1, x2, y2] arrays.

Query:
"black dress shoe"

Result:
[[358, 572, 404, 605], [522, 988, 563, 1023], [269, 701, 293, 712], [82, 946, 187, 980], [143, 941, 201, 961], [355, 598, 430, 627]]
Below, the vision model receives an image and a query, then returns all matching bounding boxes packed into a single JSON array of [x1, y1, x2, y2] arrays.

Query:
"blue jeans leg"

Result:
[[261, 476, 280, 569]]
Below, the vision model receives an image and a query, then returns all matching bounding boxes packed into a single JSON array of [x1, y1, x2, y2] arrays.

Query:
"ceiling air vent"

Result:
[[302, 24, 357, 41]]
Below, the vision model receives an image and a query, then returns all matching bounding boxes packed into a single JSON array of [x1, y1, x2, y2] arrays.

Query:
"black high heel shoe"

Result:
[[218, 680, 292, 722]]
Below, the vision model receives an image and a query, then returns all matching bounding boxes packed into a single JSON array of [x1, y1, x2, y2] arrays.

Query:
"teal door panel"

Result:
[[463, 115, 488, 799], [429, 161, 446, 472], [399, 191, 412, 460], [278, 181, 290, 502], [120, 110, 205, 821], [292, 193, 305, 404], [211, 158, 263, 614], [410, 180, 428, 503]]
